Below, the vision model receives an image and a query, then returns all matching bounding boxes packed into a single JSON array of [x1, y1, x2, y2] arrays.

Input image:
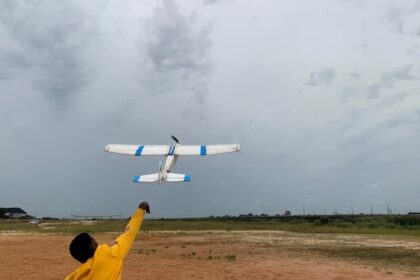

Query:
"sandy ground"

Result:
[[0, 231, 419, 280]]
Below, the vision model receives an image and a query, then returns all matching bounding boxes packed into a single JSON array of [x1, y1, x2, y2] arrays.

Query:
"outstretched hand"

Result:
[[139, 201, 150, 214]]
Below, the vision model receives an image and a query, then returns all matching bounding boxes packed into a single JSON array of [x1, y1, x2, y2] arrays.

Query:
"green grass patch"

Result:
[[1, 215, 420, 237]]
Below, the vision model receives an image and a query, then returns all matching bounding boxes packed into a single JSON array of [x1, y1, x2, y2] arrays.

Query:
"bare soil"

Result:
[[0, 231, 418, 280]]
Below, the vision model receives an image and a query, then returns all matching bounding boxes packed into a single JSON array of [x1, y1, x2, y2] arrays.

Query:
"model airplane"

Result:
[[105, 136, 240, 183]]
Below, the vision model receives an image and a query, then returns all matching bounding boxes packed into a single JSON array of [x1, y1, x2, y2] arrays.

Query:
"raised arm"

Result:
[[111, 202, 150, 259]]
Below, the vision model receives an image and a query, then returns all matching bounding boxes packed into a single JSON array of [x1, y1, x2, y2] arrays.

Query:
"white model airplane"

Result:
[[105, 136, 240, 183]]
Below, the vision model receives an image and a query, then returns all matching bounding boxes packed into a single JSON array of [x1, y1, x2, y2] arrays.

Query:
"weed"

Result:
[[225, 255, 236, 261]]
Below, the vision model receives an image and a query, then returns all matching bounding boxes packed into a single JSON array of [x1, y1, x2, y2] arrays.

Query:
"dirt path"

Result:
[[0, 232, 418, 280]]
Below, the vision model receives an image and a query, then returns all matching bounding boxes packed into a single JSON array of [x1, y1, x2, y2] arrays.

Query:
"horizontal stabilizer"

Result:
[[165, 173, 191, 182], [132, 173, 190, 183], [132, 174, 159, 183]]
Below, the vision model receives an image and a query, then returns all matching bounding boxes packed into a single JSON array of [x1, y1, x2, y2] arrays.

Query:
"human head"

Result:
[[69, 232, 98, 263]]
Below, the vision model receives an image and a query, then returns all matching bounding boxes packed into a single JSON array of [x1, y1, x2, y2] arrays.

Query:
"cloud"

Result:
[[140, 0, 212, 105], [306, 68, 336, 86], [366, 64, 418, 98], [386, 2, 420, 36], [350, 71, 361, 80], [0, 1, 94, 110], [203, 0, 220, 5], [385, 108, 420, 129]]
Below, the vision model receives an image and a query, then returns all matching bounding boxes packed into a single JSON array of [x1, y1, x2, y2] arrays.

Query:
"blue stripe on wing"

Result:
[[200, 145, 206, 156], [134, 146, 144, 156]]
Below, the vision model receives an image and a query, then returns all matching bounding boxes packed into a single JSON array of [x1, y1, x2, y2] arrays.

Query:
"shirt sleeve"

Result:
[[110, 208, 144, 259]]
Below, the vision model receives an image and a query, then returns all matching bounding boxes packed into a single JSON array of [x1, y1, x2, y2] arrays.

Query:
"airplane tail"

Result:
[[165, 173, 191, 182], [132, 173, 190, 183]]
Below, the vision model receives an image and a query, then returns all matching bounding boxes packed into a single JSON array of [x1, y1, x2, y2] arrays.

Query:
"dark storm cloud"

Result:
[[0, 1, 93, 110], [306, 68, 336, 86], [141, 0, 212, 105]]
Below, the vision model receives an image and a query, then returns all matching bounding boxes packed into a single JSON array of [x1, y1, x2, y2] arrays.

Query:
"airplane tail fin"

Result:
[[165, 173, 191, 182], [132, 174, 159, 183]]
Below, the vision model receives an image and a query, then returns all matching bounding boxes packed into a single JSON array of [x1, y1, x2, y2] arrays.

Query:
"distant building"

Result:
[[283, 210, 291, 216]]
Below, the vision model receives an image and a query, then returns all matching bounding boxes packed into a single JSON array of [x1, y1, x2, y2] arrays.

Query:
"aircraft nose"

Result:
[[104, 144, 110, 152]]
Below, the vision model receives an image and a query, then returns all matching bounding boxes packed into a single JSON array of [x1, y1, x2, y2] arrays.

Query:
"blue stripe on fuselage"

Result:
[[132, 175, 141, 182], [169, 145, 175, 155], [135, 146, 144, 156], [200, 145, 206, 156]]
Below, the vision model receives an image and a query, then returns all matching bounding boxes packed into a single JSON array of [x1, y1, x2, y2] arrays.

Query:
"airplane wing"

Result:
[[175, 144, 240, 156], [105, 144, 170, 156], [105, 144, 240, 156]]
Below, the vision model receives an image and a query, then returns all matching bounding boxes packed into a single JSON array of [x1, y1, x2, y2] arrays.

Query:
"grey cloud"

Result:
[[141, 0, 212, 105], [342, 64, 419, 101], [0, 1, 93, 110], [306, 68, 336, 86], [386, 2, 420, 35], [203, 0, 220, 5], [385, 109, 420, 129], [350, 71, 361, 80], [386, 6, 405, 33], [367, 64, 418, 98], [407, 44, 420, 59]]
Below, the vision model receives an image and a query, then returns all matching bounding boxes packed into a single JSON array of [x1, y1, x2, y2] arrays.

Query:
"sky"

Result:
[[1, 0, 420, 218]]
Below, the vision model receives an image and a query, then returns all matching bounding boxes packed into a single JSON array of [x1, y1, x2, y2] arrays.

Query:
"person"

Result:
[[65, 201, 150, 280]]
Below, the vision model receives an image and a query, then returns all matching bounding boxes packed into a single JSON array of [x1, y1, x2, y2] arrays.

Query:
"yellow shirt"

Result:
[[65, 209, 144, 280]]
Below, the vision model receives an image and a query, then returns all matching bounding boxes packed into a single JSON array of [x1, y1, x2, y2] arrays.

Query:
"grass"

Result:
[[142, 216, 420, 237], [224, 254, 236, 261], [304, 246, 420, 274], [1, 215, 420, 236]]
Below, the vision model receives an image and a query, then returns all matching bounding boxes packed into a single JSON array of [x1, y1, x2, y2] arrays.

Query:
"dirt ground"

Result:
[[0, 231, 419, 280]]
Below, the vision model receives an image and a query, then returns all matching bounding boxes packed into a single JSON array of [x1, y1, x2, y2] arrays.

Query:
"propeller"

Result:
[[171, 135, 180, 144]]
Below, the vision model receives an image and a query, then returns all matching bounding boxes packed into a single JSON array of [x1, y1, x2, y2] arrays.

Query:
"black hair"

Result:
[[69, 233, 95, 263]]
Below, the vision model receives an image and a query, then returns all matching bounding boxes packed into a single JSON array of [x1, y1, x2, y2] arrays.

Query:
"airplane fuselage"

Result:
[[162, 144, 178, 176]]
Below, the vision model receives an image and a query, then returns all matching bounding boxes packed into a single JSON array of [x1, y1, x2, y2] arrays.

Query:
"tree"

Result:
[[0, 208, 6, 219]]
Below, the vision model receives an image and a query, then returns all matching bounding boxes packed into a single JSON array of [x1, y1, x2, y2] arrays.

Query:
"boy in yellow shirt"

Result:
[[65, 201, 150, 280]]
